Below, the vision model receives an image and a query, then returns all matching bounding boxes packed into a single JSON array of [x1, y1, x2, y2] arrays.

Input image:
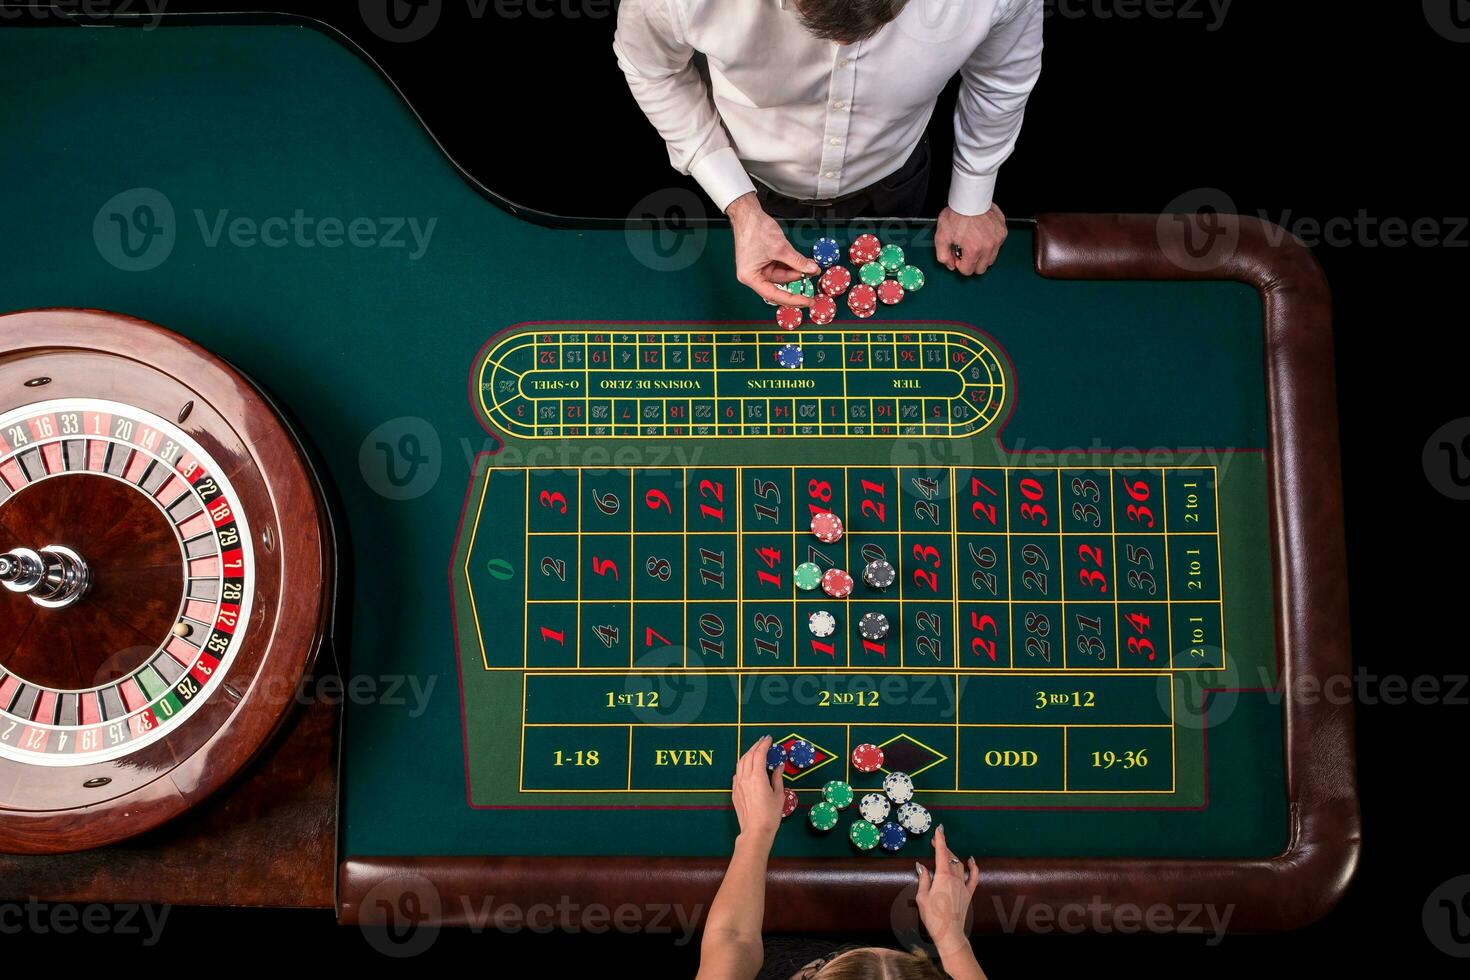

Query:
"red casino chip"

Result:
[[849, 233, 882, 265], [810, 294, 837, 325], [852, 743, 885, 774], [847, 284, 877, 318], [821, 567, 854, 598], [782, 787, 799, 818], [819, 266, 851, 297], [775, 306, 803, 330], [877, 280, 905, 306], [811, 510, 845, 543]]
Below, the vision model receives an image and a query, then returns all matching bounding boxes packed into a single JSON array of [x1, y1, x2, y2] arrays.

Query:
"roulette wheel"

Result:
[[0, 309, 332, 854]]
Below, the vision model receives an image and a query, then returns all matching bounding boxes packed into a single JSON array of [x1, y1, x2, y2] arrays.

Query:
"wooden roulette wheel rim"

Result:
[[0, 309, 331, 853]]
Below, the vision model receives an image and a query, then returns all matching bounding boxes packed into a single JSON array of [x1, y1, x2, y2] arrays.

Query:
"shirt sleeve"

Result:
[[948, 0, 1045, 216], [613, 0, 756, 213]]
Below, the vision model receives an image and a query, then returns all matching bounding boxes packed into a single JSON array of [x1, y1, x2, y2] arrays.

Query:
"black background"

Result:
[[2, 0, 1467, 974]]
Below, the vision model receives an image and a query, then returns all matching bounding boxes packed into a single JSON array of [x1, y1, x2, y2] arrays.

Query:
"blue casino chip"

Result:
[[813, 236, 841, 268], [787, 738, 817, 769], [766, 742, 788, 771], [878, 820, 908, 852], [778, 344, 804, 369]]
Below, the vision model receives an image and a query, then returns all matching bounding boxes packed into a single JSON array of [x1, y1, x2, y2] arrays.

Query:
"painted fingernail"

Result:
[[915, 862, 924, 878], [936, 823, 945, 834]]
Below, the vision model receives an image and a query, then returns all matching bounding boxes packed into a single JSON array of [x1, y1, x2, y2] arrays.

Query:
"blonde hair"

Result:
[[811, 946, 946, 979]]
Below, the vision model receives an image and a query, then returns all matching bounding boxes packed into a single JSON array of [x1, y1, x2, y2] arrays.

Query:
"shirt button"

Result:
[[833, 101, 846, 110], [838, 59, 850, 68], [829, 138, 841, 146], [824, 171, 837, 179]]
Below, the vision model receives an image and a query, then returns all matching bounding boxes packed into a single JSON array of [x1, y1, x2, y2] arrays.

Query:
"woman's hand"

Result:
[[731, 735, 785, 845], [915, 824, 981, 959]]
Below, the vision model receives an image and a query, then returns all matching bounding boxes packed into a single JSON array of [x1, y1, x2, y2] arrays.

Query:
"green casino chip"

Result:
[[809, 800, 840, 831], [822, 780, 854, 809], [786, 277, 815, 298], [897, 265, 925, 292], [794, 561, 823, 591], [849, 819, 880, 851], [858, 262, 886, 287], [879, 243, 905, 271]]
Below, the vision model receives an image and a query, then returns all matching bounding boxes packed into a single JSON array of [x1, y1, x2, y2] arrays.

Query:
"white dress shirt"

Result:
[[614, 0, 1043, 215]]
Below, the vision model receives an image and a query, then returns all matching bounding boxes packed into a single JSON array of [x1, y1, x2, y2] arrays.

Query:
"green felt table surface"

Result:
[[0, 20, 1286, 861]]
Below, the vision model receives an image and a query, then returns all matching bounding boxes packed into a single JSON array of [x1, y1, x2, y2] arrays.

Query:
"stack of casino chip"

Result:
[[777, 343, 804, 369], [819, 265, 850, 297], [770, 234, 926, 330], [858, 792, 891, 825], [811, 511, 844, 543], [863, 559, 896, 590], [813, 237, 842, 268], [787, 738, 817, 770], [849, 233, 882, 265], [782, 788, 800, 818], [896, 801, 932, 835], [878, 821, 908, 852], [883, 771, 915, 804], [847, 283, 878, 319], [821, 568, 854, 599], [767, 742, 789, 771], [852, 743, 885, 773], [859, 611, 890, 642], [823, 780, 854, 809], [809, 800, 840, 831], [809, 294, 837, 326]]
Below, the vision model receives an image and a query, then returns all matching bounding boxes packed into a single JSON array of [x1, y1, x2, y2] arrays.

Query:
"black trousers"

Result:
[[753, 135, 932, 220]]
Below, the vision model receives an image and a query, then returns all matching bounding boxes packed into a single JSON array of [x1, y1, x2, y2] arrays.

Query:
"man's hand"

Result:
[[731, 735, 785, 846], [935, 204, 1007, 276], [727, 192, 820, 306]]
